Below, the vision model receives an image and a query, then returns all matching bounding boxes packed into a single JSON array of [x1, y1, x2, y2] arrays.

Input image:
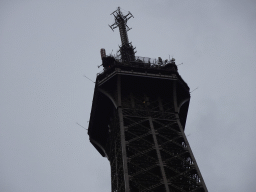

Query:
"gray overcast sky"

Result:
[[1, 1, 256, 191]]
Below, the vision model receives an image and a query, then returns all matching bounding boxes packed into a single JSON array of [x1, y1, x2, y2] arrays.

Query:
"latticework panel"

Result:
[[104, 76, 207, 192]]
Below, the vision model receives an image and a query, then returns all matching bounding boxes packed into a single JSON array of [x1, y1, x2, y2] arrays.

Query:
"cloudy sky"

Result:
[[1, 1, 256, 191]]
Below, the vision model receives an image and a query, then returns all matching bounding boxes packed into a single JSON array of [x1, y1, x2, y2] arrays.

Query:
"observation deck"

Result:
[[88, 56, 190, 158]]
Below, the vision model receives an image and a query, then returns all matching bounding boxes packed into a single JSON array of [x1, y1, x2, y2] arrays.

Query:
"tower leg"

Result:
[[117, 75, 130, 192]]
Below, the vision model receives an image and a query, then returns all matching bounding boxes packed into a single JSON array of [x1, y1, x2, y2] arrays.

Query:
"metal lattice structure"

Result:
[[109, 7, 135, 62], [88, 7, 207, 192]]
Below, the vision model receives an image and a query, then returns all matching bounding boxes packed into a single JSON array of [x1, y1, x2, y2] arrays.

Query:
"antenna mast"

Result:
[[109, 7, 135, 63]]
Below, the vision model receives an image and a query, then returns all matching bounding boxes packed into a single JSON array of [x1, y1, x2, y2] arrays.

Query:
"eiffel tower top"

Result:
[[108, 7, 136, 62], [109, 7, 134, 46]]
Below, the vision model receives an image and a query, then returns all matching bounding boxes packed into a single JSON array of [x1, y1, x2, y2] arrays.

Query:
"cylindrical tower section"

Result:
[[100, 48, 106, 59]]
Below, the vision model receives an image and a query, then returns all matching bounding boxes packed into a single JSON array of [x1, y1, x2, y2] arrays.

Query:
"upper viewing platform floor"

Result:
[[97, 55, 189, 91]]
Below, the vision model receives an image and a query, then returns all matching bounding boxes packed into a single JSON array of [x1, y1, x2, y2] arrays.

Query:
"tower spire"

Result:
[[109, 7, 135, 63]]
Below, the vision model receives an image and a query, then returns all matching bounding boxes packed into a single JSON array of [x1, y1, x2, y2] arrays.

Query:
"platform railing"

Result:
[[97, 55, 175, 76], [113, 55, 171, 65]]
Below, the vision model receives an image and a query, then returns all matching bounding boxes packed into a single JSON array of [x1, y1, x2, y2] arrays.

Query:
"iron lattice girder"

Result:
[[88, 67, 208, 191], [109, 7, 135, 62], [122, 115, 202, 191], [109, 7, 133, 46]]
